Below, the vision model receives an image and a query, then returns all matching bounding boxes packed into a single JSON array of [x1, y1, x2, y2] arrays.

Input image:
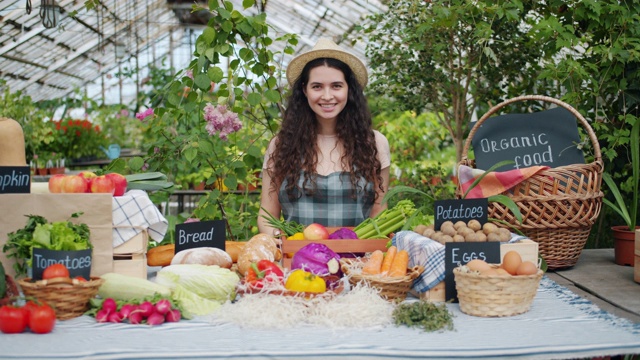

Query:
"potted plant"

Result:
[[602, 120, 639, 266]]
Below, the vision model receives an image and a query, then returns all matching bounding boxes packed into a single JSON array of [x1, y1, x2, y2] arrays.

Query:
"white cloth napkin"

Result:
[[112, 189, 168, 247]]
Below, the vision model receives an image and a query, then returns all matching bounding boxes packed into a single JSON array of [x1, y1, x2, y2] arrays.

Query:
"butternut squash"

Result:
[[0, 118, 27, 166]]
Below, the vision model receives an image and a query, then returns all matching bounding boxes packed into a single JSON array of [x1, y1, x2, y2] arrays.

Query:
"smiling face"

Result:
[[303, 65, 349, 125]]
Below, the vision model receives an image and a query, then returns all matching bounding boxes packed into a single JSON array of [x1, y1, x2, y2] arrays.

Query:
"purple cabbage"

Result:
[[291, 243, 342, 276], [328, 227, 363, 258]]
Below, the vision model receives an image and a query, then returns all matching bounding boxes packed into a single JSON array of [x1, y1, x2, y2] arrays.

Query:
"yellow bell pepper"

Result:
[[288, 232, 305, 240], [285, 269, 326, 293]]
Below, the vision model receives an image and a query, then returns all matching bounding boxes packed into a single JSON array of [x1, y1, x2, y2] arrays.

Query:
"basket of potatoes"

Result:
[[414, 220, 512, 245]]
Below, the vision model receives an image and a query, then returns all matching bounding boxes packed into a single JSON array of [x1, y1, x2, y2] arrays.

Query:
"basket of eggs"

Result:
[[453, 251, 543, 317]]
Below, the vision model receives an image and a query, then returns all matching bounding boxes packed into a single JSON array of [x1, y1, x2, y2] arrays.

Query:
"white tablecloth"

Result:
[[1, 277, 639, 359], [111, 190, 168, 247]]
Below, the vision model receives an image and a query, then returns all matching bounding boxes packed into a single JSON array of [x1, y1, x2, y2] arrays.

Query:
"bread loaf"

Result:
[[170, 247, 233, 269], [237, 233, 282, 276], [147, 244, 176, 267]]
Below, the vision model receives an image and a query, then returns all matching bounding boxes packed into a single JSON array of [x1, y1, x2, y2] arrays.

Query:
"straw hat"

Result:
[[286, 38, 368, 88]]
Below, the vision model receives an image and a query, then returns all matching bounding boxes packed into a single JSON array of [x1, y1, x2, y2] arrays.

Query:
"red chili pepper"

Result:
[[246, 260, 284, 288]]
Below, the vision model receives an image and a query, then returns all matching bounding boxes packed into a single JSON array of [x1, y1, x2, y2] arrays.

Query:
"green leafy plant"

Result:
[[602, 120, 640, 232]]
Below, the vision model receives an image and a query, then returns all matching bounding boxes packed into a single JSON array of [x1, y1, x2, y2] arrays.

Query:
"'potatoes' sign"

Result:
[[471, 107, 584, 172]]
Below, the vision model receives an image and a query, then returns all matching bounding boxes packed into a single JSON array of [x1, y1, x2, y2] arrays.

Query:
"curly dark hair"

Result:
[[268, 57, 383, 201]]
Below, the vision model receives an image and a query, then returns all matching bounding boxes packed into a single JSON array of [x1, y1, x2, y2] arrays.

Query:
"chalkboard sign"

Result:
[[0, 166, 31, 193], [174, 219, 226, 254], [444, 242, 500, 302], [434, 198, 488, 230], [471, 107, 585, 172], [31, 248, 92, 280]]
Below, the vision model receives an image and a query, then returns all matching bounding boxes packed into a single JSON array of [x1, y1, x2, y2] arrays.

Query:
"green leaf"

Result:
[[264, 89, 280, 103], [207, 66, 224, 83], [183, 147, 198, 163], [194, 74, 211, 91], [487, 194, 522, 224], [242, 0, 255, 10], [247, 92, 262, 106]]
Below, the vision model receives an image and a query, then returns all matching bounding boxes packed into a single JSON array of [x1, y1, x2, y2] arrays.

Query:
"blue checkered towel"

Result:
[[391, 231, 445, 293], [112, 190, 168, 247]]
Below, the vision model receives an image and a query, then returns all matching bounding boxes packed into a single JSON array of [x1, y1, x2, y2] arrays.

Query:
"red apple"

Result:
[[79, 171, 97, 180], [303, 223, 330, 240], [48, 174, 67, 193], [90, 175, 116, 195], [105, 173, 127, 196], [63, 175, 89, 193]]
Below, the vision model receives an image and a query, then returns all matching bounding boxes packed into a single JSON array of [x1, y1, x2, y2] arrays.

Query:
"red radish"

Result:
[[146, 312, 165, 326], [138, 301, 154, 318], [154, 299, 171, 315], [101, 298, 117, 314], [95, 309, 110, 323], [165, 309, 181, 323], [108, 312, 124, 323], [129, 311, 144, 325], [118, 304, 136, 319]]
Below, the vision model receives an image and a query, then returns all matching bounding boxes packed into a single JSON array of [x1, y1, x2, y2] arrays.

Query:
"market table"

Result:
[[1, 276, 639, 360]]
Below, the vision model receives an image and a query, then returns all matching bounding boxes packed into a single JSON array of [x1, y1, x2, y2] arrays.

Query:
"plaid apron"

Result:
[[279, 171, 375, 227]]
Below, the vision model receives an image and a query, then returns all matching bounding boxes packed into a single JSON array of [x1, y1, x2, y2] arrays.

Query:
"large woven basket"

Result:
[[18, 277, 104, 320], [341, 259, 424, 301], [453, 266, 543, 317], [457, 95, 604, 269]]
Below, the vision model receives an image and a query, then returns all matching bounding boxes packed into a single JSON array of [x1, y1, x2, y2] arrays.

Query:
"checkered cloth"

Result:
[[457, 164, 549, 198], [112, 189, 168, 247], [391, 230, 445, 293]]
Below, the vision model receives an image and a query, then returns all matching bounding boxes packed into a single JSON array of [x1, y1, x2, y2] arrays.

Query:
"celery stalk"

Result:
[[355, 200, 416, 239]]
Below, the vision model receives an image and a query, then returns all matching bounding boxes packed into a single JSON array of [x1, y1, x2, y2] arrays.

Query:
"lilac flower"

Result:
[[136, 108, 154, 121], [203, 103, 242, 141], [186, 70, 194, 79]]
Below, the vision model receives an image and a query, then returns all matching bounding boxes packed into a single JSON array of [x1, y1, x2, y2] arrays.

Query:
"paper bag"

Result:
[[0, 193, 113, 278]]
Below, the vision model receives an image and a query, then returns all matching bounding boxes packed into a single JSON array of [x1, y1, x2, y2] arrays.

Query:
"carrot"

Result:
[[362, 250, 384, 275], [387, 249, 409, 277], [379, 246, 397, 275]]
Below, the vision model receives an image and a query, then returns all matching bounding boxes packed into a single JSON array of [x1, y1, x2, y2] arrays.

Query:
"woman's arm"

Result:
[[369, 166, 390, 218], [257, 168, 282, 235]]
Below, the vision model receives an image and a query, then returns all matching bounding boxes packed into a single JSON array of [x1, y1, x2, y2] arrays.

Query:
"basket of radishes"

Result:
[[88, 296, 183, 325]]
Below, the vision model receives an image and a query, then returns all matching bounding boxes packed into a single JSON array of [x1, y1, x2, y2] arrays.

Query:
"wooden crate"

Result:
[[113, 229, 148, 278], [281, 238, 388, 269], [500, 239, 539, 265]]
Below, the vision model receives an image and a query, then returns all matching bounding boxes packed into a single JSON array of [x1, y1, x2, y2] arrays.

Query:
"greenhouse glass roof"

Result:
[[0, 0, 386, 103]]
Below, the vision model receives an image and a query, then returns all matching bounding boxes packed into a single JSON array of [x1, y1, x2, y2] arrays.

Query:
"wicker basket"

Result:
[[457, 95, 604, 269], [453, 266, 543, 317], [341, 259, 424, 301], [18, 277, 104, 320]]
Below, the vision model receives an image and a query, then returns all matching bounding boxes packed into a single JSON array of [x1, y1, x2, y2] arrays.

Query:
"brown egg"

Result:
[[481, 268, 499, 276], [466, 259, 491, 273], [495, 268, 511, 276], [501, 250, 522, 275], [516, 261, 538, 275]]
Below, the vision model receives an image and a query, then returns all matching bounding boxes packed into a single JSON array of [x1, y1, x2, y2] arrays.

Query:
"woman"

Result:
[[258, 38, 390, 236]]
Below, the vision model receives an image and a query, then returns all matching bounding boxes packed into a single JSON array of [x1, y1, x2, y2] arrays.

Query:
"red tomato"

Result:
[[42, 264, 70, 279], [28, 303, 56, 334], [0, 305, 28, 334], [22, 300, 40, 328], [74, 276, 88, 282]]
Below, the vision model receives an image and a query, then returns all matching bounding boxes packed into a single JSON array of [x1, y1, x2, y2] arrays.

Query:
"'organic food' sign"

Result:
[[444, 242, 500, 302], [471, 107, 584, 172], [0, 166, 30, 193], [175, 219, 226, 254], [31, 248, 92, 280], [434, 198, 488, 231]]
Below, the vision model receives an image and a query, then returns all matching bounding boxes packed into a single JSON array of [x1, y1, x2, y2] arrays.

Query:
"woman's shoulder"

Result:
[[373, 130, 390, 150]]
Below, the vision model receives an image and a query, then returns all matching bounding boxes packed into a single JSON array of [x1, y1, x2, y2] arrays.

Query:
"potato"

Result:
[[453, 221, 467, 230], [464, 232, 479, 242], [487, 232, 502, 242], [413, 224, 428, 235], [482, 222, 499, 235], [498, 228, 512, 242], [453, 234, 465, 243], [474, 231, 487, 242], [459, 227, 475, 237], [422, 228, 436, 238], [441, 235, 454, 243], [467, 219, 482, 231], [441, 225, 457, 237], [431, 232, 443, 242], [441, 221, 454, 229]]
